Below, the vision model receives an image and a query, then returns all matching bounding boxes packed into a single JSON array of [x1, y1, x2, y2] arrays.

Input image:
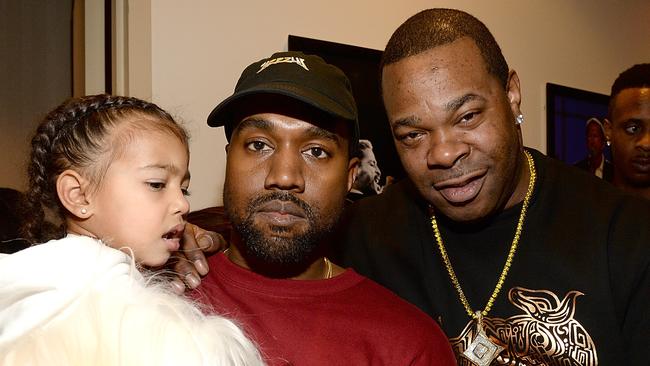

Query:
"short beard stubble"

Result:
[[224, 190, 342, 278]]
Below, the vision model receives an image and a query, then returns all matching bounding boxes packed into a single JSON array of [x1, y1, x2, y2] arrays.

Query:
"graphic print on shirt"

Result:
[[449, 287, 598, 366]]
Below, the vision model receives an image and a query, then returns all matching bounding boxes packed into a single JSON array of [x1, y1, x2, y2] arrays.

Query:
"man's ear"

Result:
[[56, 169, 92, 219], [603, 118, 613, 142], [346, 157, 360, 192], [506, 69, 522, 116]]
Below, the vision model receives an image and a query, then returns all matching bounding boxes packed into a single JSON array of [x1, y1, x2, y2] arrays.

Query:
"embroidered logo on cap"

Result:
[[257, 56, 309, 74]]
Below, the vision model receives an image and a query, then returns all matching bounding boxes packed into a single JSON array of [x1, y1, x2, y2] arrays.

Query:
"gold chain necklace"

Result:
[[430, 150, 536, 366], [324, 257, 333, 279]]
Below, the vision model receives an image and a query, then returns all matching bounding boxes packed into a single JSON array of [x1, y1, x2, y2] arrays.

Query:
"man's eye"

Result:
[[246, 141, 271, 152], [459, 111, 479, 125], [624, 125, 640, 135], [147, 182, 165, 191], [304, 147, 329, 159], [396, 131, 423, 143]]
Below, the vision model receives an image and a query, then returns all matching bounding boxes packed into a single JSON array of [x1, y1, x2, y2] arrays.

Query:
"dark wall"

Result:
[[0, 0, 73, 189]]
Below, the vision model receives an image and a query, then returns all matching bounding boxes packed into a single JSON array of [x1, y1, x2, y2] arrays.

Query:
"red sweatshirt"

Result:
[[195, 253, 456, 365]]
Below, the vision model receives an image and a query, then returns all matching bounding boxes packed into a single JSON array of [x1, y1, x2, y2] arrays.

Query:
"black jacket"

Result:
[[333, 149, 650, 365]]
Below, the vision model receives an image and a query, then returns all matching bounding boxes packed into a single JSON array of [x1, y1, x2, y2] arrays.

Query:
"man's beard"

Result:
[[224, 190, 342, 277]]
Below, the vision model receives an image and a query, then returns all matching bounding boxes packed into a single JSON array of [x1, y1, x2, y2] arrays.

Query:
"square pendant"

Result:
[[462, 331, 504, 366]]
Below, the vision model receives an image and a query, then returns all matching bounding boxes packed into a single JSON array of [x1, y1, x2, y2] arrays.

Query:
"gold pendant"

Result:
[[462, 312, 504, 366]]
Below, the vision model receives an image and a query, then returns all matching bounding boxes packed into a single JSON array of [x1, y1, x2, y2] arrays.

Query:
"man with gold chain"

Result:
[[332, 9, 650, 366]]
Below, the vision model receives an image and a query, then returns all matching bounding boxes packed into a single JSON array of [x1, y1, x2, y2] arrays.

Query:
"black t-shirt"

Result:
[[333, 148, 650, 365]]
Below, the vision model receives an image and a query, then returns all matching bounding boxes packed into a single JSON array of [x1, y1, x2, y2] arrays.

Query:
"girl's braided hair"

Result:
[[21, 94, 188, 244]]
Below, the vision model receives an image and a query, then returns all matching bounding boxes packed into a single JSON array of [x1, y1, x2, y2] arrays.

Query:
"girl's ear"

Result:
[[56, 169, 92, 219]]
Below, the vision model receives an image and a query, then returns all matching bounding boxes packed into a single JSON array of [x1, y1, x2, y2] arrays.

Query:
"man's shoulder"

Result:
[[531, 149, 636, 207], [347, 272, 455, 359], [351, 272, 438, 325], [343, 179, 424, 221], [531, 148, 650, 242]]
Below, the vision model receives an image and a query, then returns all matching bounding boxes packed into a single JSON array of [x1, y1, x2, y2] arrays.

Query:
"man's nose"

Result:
[[264, 148, 305, 192], [637, 129, 650, 151], [426, 130, 470, 168]]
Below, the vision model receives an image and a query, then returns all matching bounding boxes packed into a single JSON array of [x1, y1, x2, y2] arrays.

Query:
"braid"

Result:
[[21, 94, 187, 244], [22, 103, 71, 243]]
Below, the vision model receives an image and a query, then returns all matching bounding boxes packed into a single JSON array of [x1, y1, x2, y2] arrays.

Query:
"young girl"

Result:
[[0, 94, 263, 365]]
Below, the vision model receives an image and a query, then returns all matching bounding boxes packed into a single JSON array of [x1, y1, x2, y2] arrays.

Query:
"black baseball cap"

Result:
[[207, 51, 359, 146]]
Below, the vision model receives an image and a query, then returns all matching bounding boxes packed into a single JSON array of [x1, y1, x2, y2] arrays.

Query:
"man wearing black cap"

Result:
[[194, 51, 455, 365]]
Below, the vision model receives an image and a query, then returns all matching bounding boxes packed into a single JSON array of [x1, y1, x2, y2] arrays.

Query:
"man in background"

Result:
[[574, 117, 613, 181], [604, 63, 650, 199], [347, 139, 383, 202]]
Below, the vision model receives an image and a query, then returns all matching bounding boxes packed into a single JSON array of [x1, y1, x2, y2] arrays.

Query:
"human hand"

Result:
[[169, 222, 227, 294]]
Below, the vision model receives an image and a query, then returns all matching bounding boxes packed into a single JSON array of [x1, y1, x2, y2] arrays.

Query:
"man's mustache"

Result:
[[246, 191, 313, 218]]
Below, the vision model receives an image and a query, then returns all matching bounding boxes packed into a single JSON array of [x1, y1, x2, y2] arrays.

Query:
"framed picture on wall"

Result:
[[546, 83, 610, 165], [288, 35, 403, 199]]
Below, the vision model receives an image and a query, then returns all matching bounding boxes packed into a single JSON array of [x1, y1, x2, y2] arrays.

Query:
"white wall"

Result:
[[143, 1, 650, 209], [84, 0, 106, 96]]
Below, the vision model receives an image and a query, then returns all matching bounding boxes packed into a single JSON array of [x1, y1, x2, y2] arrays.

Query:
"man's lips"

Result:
[[254, 200, 307, 225], [631, 156, 650, 173], [433, 169, 487, 204]]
